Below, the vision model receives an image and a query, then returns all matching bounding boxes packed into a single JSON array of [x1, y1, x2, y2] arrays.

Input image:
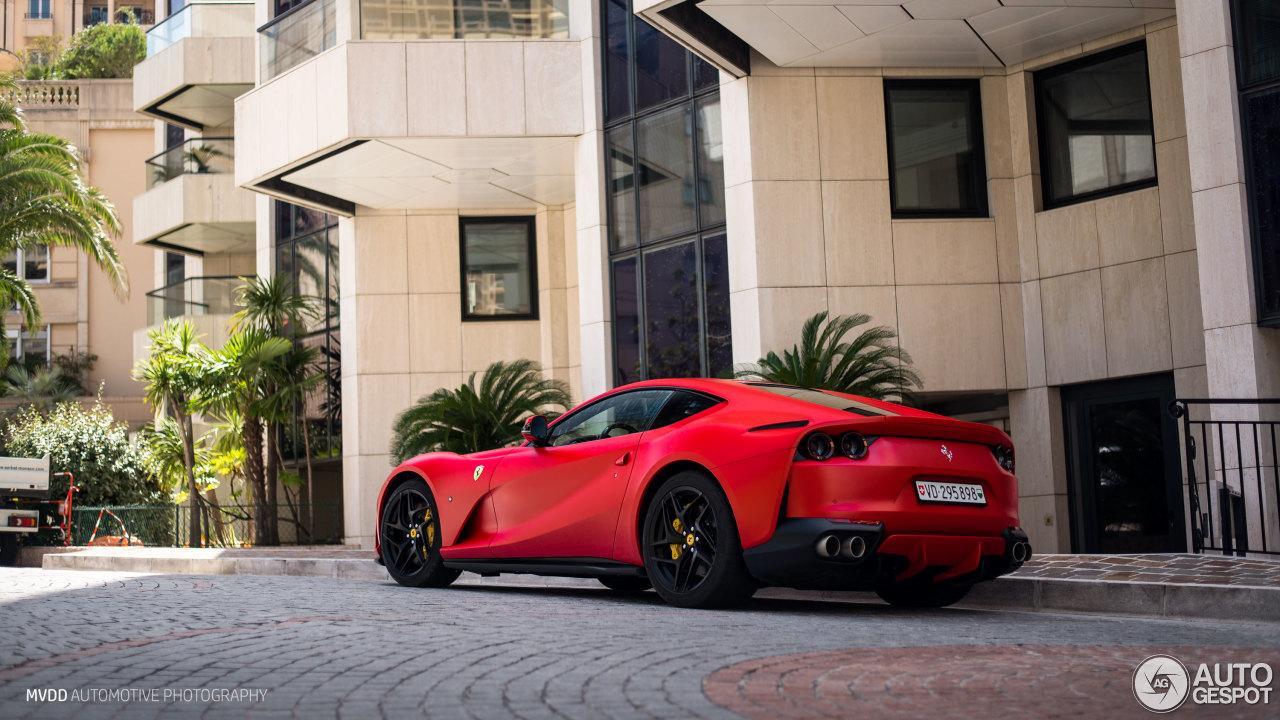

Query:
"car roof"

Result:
[[604, 378, 942, 419]]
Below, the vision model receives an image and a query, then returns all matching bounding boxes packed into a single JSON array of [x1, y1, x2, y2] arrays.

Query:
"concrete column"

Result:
[[1176, 0, 1280, 400], [574, 0, 610, 398], [1009, 388, 1071, 553]]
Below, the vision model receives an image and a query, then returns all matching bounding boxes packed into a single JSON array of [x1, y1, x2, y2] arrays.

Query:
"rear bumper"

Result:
[[743, 519, 1030, 590]]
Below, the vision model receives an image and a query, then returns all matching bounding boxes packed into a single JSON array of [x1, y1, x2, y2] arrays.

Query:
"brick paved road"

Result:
[[1, 568, 1277, 719]]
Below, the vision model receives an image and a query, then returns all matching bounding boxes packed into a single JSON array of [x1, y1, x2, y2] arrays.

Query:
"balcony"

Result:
[[238, 0, 582, 213], [145, 275, 242, 325], [134, 138, 256, 255], [135, 275, 242, 366], [134, 1, 255, 130]]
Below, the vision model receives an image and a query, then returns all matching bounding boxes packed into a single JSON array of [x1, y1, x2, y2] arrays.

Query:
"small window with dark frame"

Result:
[[884, 79, 988, 218], [1035, 42, 1157, 209], [460, 217, 538, 321]]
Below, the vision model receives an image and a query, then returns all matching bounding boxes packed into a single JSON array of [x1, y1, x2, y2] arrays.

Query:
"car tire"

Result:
[[641, 470, 756, 609], [598, 576, 652, 594], [875, 581, 972, 608], [379, 479, 461, 589], [0, 534, 18, 567]]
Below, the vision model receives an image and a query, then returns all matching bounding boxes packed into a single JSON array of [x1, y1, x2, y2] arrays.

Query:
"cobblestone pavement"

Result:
[[1, 568, 1277, 719]]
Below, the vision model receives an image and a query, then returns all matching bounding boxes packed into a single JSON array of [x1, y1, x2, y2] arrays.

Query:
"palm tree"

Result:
[[391, 359, 572, 463], [196, 328, 292, 545], [736, 311, 922, 403], [1, 365, 78, 412], [229, 273, 320, 545], [0, 78, 129, 354], [133, 320, 210, 546]]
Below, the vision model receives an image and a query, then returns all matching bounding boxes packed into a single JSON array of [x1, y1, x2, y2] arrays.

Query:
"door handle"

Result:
[[615, 452, 630, 466]]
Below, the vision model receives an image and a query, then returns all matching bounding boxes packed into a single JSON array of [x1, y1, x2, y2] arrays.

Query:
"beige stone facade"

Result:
[[0, 0, 156, 73], [228, 0, 1279, 553], [7, 79, 156, 425]]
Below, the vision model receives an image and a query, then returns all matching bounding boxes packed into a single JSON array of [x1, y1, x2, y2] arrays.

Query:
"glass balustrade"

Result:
[[145, 276, 243, 326], [144, 137, 236, 190], [260, 0, 337, 80], [145, 1, 253, 57], [360, 0, 568, 40]]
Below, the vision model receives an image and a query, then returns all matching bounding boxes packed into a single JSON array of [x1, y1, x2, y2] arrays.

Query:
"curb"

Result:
[[38, 549, 1280, 624]]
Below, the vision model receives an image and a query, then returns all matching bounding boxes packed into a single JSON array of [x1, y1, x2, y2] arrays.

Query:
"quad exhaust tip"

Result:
[[841, 535, 867, 560], [1011, 541, 1030, 564], [815, 534, 841, 558]]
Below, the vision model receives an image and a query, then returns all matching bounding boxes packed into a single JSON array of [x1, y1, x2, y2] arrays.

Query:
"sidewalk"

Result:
[[25, 546, 1280, 624]]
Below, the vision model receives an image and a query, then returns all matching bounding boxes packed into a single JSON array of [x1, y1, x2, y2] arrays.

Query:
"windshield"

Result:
[[746, 383, 898, 417]]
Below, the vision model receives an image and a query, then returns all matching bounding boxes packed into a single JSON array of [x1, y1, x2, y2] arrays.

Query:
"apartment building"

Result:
[[0, 0, 156, 73], [227, 0, 1279, 554], [1, 79, 155, 423]]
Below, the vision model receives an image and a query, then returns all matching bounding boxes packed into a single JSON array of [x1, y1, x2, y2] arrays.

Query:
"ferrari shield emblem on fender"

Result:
[[473, 465, 484, 482]]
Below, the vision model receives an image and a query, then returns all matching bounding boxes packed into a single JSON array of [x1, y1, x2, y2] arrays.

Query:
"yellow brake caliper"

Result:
[[670, 518, 685, 560], [422, 509, 434, 559]]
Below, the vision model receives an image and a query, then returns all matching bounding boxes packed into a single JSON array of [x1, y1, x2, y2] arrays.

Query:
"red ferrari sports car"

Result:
[[375, 379, 1030, 609]]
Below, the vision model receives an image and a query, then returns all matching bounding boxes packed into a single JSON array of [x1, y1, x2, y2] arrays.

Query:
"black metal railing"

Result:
[[1169, 398, 1280, 557], [24, 503, 343, 547]]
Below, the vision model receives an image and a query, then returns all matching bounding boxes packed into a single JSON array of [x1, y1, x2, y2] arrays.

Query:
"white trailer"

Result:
[[0, 456, 50, 565]]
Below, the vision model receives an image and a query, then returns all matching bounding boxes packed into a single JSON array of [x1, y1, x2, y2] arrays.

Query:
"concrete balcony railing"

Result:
[[134, 141, 256, 255], [134, 1, 255, 130]]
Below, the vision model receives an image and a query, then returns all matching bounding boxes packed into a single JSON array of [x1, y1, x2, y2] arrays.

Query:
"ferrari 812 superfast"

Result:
[[375, 379, 1030, 608]]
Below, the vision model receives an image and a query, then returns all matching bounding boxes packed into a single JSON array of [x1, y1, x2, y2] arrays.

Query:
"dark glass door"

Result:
[[1063, 374, 1185, 554]]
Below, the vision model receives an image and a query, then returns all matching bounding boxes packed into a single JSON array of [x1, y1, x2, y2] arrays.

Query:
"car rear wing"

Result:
[[0, 455, 50, 496]]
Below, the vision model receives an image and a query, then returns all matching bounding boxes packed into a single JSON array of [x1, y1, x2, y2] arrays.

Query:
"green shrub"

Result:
[[4, 399, 163, 506], [52, 23, 145, 79]]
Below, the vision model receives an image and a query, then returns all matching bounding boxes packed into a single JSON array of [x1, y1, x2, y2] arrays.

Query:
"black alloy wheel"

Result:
[[380, 479, 460, 588], [642, 471, 755, 608]]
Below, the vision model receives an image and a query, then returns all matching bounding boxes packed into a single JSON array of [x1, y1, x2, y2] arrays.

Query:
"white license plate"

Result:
[[914, 480, 987, 506]]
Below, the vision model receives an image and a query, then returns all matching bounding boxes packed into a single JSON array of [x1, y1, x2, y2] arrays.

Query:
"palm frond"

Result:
[[736, 311, 922, 403], [390, 360, 572, 463]]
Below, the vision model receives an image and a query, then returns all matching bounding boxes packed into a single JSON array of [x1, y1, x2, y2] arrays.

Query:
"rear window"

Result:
[[650, 391, 722, 430], [746, 383, 897, 417]]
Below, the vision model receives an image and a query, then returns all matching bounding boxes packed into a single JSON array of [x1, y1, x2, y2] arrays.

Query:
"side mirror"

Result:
[[522, 415, 550, 447]]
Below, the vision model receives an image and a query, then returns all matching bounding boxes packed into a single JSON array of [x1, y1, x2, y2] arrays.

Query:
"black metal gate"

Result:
[[1169, 399, 1280, 556]]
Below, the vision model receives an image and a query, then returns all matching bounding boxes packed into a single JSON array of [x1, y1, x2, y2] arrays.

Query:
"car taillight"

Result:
[[802, 432, 835, 461], [991, 444, 1015, 473], [8, 516, 36, 528]]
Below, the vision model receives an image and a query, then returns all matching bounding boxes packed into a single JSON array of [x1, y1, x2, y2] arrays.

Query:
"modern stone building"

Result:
[[213, 0, 1276, 554]]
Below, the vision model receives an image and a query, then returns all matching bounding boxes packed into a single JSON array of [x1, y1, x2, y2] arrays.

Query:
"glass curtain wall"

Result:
[[604, 0, 729, 386], [274, 201, 342, 465]]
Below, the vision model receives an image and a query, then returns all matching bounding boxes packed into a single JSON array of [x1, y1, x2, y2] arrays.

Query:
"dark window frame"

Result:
[[458, 216, 540, 323], [1231, 0, 1280, 327], [883, 78, 990, 219], [1034, 41, 1159, 210], [602, 0, 728, 387]]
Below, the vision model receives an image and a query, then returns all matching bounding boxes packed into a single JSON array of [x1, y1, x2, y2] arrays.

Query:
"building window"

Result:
[[27, 0, 50, 19], [1233, 0, 1280, 326], [6, 326, 50, 368], [603, 0, 729, 386], [459, 217, 537, 321], [884, 80, 988, 217], [3, 246, 49, 283], [274, 201, 341, 465], [1035, 42, 1157, 209]]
